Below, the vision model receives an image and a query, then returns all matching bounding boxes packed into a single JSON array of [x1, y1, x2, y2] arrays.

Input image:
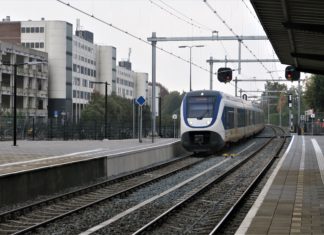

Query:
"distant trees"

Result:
[[261, 81, 305, 126], [80, 89, 185, 138], [303, 74, 324, 112], [161, 91, 185, 126]]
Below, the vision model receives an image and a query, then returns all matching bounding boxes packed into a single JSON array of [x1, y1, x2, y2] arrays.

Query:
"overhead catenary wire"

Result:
[[149, 0, 230, 58], [240, 0, 260, 23], [149, 0, 212, 32], [56, 0, 243, 92], [204, 0, 275, 80]]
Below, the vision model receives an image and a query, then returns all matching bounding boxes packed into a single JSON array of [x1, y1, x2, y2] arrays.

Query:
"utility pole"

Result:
[[151, 32, 157, 143]]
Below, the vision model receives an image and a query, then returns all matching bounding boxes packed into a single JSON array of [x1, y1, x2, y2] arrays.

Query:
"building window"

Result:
[[26, 27, 30, 33], [73, 90, 76, 98], [82, 79, 87, 87], [73, 64, 77, 72], [38, 99, 44, 109], [21, 27, 25, 33], [35, 27, 39, 33], [35, 42, 40, 48], [38, 79, 42, 90], [40, 42, 44, 48], [26, 42, 30, 48], [40, 27, 44, 33], [30, 42, 35, 48], [31, 27, 35, 33]]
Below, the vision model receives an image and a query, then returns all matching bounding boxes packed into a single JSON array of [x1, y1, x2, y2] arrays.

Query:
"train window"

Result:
[[222, 106, 234, 129], [238, 109, 245, 127], [246, 110, 250, 126], [252, 111, 256, 124], [187, 96, 216, 119]]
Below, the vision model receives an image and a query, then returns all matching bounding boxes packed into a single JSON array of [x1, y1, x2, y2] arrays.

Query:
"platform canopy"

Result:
[[251, 0, 324, 75]]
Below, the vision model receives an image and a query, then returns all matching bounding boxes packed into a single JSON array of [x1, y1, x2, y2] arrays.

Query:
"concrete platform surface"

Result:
[[0, 138, 179, 176], [237, 135, 324, 234]]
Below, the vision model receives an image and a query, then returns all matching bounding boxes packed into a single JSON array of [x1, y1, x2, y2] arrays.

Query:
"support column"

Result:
[[209, 56, 213, 90], [238, 39, 242, 74]]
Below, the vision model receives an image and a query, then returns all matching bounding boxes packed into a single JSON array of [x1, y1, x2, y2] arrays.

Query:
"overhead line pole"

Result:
[[151, 32, 157, 143], [148, 33, 270, 139]]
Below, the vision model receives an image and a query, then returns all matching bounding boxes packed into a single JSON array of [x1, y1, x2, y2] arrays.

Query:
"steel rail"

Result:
[[1, 154, 203, 234], [133, 136, 274, 234], [209, 126, 287, 234]]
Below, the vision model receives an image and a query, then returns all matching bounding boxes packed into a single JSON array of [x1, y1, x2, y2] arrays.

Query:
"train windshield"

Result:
[[187, 96, 216, 119]]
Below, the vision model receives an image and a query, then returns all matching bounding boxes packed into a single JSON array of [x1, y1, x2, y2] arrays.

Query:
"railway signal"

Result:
[[217, 67, 232, 83], [288, 93, 292, 108], [285, 65, 300, 81]]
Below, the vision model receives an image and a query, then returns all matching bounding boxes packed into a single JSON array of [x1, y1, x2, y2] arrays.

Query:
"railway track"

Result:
[[0, 154, 203, 234], [121, 126, 287, 234], [0, 126, 288, 234]]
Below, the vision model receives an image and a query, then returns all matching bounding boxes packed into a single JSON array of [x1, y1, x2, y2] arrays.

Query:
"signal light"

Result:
[[218, 67, 232, 83], [285, 66, 300, 81]]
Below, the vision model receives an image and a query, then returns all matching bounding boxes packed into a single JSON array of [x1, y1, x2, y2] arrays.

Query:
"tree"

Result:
[[80, 93, 151, 139], [304, 74, 324, 112]]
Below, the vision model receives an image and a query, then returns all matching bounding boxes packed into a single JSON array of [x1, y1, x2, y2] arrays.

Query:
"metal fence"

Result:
[[0, 115, 179, 141], [296, 112, 324, 135]]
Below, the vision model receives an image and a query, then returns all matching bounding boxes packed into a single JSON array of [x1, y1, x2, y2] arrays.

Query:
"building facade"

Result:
[[0, 17, 151, 122], [72, 30, 97, 122], [96, 45, 116, 96], [116, 61, 148, 101], [0, 40, 48, 117]]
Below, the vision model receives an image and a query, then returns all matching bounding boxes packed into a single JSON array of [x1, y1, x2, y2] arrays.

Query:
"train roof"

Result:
[[184, 90, 262, 110]]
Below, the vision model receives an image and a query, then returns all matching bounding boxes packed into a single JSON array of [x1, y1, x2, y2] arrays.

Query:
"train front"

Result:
[[180, 90, 224, 153]]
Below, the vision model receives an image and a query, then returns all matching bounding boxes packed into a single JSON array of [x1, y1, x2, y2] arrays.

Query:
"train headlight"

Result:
[[189, 121, 193, 125], [206, 120, 211, 125]]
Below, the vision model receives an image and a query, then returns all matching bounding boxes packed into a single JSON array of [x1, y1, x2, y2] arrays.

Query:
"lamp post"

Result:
[[90, 81, 110, 139], [179, 45, 204, 91], [1, 61, 47, 146]]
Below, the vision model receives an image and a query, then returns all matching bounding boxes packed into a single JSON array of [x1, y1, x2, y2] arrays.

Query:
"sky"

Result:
[[1, 0, 296, 98]]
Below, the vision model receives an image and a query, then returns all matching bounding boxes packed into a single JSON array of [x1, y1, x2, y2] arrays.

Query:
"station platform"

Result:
[[237, 135, 324, 234], [0, 138, 180, 176], [0, 138, 185, 207]]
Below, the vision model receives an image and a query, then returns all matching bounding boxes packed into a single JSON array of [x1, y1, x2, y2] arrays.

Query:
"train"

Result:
[[180, 90, 264, 153]]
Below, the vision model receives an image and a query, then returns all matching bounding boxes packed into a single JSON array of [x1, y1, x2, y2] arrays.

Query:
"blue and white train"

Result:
[[180, 90, 264, 152]]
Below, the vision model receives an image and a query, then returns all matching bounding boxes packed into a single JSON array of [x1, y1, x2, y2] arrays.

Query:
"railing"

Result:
[[0, 116, 179, 141]]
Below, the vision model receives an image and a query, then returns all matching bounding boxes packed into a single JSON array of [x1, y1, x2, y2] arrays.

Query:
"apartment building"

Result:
[[0, 17, 150, 121], [116, 61, 148, 100], [0, 40, 48, 117], [72, 29, 97, 122]]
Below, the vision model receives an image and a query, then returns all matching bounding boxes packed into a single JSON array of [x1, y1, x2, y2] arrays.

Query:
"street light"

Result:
[[1, 61, 47, 146], [179, 45, 204, 91], [90, 81, 110, 139]]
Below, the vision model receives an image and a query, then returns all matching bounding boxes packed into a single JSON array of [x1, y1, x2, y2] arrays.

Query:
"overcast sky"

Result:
[[1, 0, 295, 97]]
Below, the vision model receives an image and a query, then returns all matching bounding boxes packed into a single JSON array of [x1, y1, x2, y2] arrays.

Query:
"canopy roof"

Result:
[[251, 0, 324, 74]]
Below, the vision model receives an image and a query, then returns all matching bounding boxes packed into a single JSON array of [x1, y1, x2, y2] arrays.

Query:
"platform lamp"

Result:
[[1, 61, 47, 146], [90, 81, 110, 139], [178, 45, 204, 91]]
